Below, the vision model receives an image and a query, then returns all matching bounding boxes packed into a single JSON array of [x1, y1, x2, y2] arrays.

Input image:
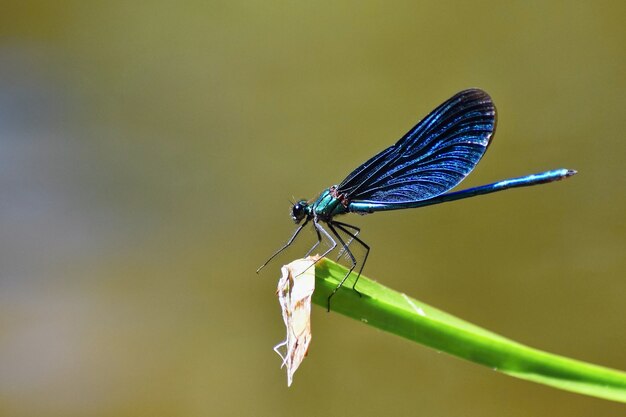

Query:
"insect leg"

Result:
[[335, 222, 360, 260], [313, 220, 337, 258], [256, 218, 309, 273], [326, 222, 358, 311], [304, 226, 322, 257], [333, 221, 370, 294], [295, 219, 337, 277]]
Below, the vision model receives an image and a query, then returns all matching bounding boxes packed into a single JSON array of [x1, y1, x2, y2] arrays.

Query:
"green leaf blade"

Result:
[[311, 259, 626, 403]]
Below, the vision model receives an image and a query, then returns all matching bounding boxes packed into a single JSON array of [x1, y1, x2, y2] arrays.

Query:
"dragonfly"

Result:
[[258, 89, 576, 310]]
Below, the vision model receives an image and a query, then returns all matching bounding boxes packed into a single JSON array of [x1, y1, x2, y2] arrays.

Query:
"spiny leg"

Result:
[[335, 222, 361, 260], [296, 220, 337, 277], [256, 218, 309, 273], [312, 220, 337, 261], [304, 226, 322, 257], [332, 220, 360, 233], [333, 221, 370, 294], [333, 220, 361, 246], [326, 222, 358, 311]]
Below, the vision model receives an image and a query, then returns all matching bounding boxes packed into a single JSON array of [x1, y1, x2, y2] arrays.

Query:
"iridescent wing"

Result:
[[337, 89, 496, 203]]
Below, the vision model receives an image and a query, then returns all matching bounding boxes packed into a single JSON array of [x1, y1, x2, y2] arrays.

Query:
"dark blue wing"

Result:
[[336, 89, 496, 203]]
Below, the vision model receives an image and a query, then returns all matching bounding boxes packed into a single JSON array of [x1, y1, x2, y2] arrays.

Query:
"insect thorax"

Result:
[[313, 187, 348, 220]]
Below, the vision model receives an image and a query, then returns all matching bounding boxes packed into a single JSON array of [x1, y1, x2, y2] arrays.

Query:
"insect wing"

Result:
[[337, 89, 496, 203]]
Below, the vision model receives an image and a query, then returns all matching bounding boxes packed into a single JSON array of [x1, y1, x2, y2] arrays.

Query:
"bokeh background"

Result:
[[1, 2, 625, 416]]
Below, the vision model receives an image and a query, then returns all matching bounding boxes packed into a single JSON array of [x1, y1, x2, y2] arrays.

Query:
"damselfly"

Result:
[[258, 89, 576, 309]]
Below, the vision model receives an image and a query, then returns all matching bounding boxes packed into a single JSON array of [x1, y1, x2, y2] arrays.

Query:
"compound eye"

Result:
[[291, 201, 307, 222]]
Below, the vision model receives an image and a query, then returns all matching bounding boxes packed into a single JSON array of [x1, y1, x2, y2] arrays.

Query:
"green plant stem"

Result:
[[311, 258, 626, 403]]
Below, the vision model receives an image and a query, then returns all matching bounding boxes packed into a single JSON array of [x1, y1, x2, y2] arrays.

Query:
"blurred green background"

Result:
[[1, 2, 624, 416]]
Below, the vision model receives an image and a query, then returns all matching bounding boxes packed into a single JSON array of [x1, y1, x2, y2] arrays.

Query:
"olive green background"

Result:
[[1, 2, 624, 416]]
